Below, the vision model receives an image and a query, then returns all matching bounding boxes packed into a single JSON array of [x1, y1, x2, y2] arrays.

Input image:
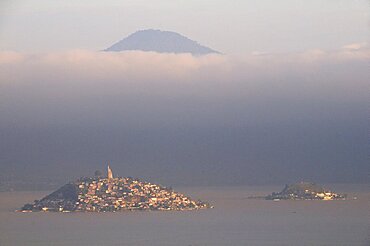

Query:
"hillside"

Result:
[[21, 168, 211, 212], [104, 29, 220, 55]]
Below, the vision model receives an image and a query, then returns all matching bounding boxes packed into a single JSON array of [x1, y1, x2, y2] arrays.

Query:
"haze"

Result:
[[0, 0, 368, 54], [0, 0, 369, 186]]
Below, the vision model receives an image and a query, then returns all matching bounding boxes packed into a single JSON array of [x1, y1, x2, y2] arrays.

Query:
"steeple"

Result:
[[107, 165, 113, 180]]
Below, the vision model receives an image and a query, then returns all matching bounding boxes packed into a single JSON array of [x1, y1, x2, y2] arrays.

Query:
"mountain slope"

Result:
[[104, 29, 220, 55]]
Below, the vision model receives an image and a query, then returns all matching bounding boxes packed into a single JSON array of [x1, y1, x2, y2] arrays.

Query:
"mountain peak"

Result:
[[104, 29, 220, 55]]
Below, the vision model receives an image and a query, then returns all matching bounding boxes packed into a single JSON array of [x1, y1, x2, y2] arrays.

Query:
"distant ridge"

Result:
[[104, 29, 220, 55]]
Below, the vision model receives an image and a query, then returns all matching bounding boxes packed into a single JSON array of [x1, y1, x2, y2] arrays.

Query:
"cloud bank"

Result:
[[0, 44, 369, 185], [0, 45, 368, 127]]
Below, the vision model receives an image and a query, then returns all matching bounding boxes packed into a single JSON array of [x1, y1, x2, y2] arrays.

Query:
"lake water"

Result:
[[0, 185, 369, 246]]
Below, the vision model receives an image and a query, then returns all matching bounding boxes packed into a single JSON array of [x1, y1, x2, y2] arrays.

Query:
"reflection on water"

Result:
[[0, 185, 369, 246]]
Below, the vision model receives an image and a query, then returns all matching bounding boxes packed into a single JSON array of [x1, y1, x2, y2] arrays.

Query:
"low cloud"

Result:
[[342, 42, 368, 50], [1, 43, 368, 84], [0, 44, 368, 184], [0, 44, 368, 128], [0, 50, 229, 84]]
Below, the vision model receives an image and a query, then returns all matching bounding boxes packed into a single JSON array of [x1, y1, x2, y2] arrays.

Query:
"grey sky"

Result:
[[0, 0, 369, 54]]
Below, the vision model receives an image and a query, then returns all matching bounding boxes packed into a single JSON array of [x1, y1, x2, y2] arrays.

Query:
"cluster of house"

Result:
[[265, 182, 346, 201], [75, 176, 209, 212], [310, 191, 345, 200], [280, 191, 345, 201]]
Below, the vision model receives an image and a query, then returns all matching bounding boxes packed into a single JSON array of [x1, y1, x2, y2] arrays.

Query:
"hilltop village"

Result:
[[21, 166, 211, 212]]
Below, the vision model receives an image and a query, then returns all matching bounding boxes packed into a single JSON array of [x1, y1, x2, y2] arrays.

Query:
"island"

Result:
[[265, 182, 346, 201], [20, 166, 212, 212]]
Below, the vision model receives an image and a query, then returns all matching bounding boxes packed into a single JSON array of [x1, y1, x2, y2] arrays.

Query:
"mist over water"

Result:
[[0, 48, 369, 185]]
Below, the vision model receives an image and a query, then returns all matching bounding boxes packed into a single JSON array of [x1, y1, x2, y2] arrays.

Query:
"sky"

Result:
[[0, 0, 369, 186], [0, 0, 369, 54]]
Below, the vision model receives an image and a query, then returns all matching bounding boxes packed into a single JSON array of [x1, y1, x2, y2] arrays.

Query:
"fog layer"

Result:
[[0, 45, 368, 185]]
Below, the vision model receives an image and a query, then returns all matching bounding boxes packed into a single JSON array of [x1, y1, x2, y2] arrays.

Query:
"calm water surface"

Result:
[[0, 185, 369, 246]]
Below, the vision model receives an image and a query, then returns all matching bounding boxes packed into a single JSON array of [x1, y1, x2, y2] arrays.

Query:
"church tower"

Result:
[[107, 165, 113, 181]]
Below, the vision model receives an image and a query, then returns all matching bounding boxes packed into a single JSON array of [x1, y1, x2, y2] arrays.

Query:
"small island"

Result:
[[265, 182, 346, 201], [20, 166, 211, 212]]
